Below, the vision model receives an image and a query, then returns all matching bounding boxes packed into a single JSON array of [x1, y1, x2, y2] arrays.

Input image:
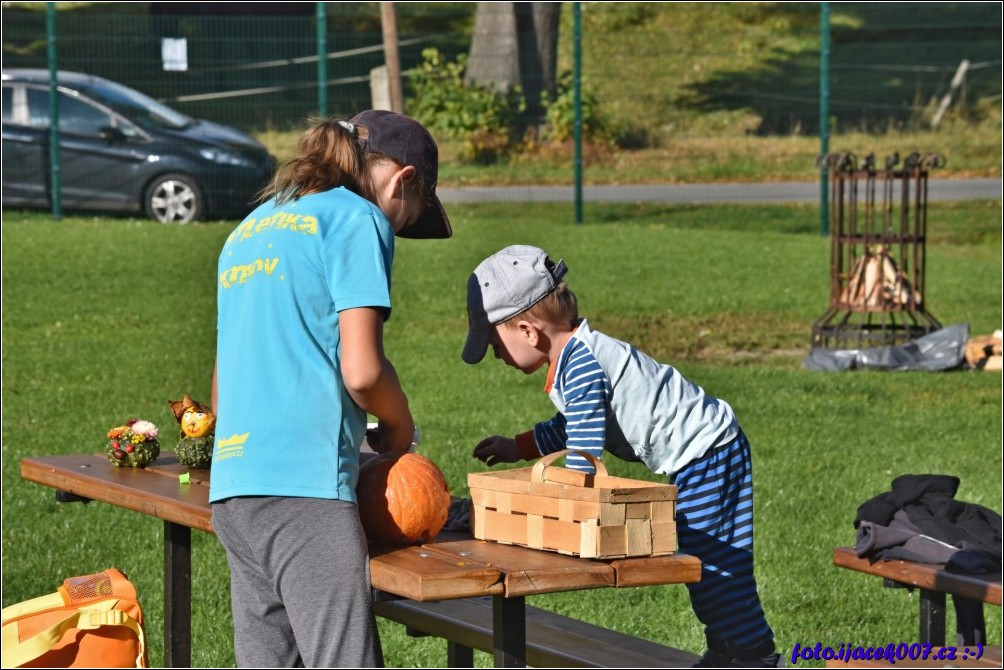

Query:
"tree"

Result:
[[465, 2, 561, 127]]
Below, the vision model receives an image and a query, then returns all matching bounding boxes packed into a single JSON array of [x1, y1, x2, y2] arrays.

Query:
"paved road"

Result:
[[438, 178, 1001, 204]]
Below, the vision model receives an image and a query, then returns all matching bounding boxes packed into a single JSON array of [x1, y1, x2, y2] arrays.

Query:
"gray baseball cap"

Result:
[[462, 245, 568, 364]]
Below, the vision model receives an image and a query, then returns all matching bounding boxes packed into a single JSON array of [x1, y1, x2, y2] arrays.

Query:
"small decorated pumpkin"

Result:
[[168, 394, 216, 469], [174, 435, 214, 469], [356, 452, 451, 546], [106, 419, 160, 468]]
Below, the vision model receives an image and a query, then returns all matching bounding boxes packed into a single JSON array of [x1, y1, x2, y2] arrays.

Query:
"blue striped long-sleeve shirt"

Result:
[[530, 319, 738, 476], [533, 337, 610, 471]]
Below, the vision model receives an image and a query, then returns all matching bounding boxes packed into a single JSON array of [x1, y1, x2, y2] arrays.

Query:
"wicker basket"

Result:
[[468, 449, 677, 559]]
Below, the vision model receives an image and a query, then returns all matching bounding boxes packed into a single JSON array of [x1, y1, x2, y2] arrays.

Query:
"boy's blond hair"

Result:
[[500, 282, 578, 329]]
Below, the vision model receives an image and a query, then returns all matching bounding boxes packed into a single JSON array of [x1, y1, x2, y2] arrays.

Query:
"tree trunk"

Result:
[[380, 2, 404, 113], [465, 1, 561, 125]]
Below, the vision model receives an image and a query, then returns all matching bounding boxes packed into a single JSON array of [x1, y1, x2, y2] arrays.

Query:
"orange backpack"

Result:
[[2, 568, 147, 668]]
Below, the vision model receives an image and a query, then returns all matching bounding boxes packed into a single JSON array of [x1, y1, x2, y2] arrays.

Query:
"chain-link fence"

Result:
[[5, 3, 999, 132], [2, 2, 1000, 219], [2, 3, 474, 131]]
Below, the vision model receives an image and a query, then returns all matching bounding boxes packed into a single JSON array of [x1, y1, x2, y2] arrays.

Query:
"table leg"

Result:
[[491, 595, 526, 668], [919, 588, 946, 646], [447, 640, 475, 667], [953, 597, 986, 646], [164, 520, 192, 668]]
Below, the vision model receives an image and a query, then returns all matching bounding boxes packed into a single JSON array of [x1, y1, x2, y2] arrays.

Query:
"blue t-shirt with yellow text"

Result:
[[209, 187, 394, 503]]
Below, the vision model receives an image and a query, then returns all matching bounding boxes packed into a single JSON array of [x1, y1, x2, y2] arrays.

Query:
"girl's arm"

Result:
[[339, 306, 415, 454]]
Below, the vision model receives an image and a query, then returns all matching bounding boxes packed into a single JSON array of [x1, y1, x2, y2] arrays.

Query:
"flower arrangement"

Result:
[[106, 419, 161, 468]]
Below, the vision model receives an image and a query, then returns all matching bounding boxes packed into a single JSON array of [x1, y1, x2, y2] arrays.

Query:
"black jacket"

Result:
[[854, 474, 1002, 574]]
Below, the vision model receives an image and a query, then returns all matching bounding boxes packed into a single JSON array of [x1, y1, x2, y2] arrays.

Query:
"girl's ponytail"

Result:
[[259, 117, 366, 205]]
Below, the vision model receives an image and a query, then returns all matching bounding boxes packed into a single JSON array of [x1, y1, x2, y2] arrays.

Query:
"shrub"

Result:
[[406, 48, 526, 163], [541, 70, 620, 148]]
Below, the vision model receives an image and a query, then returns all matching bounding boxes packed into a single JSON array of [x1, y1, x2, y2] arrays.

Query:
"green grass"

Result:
[[2, 202, 1001, 667], [258, 106, 1003, 186]]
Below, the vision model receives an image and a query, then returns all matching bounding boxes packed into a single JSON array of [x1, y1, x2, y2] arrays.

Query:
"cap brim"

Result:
[[462, 326, 491, 364], [397, 194, 452, 239]]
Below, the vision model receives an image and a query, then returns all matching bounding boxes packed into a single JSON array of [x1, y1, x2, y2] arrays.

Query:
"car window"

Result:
[[1, 86, 14, 123], [26, 88, 52, 128], [87, 79, 191, 131], [58, 92, 116, 136], [2, 84, 39, 127], [14, 86, 62, 129], [15, 85, 142, 139]]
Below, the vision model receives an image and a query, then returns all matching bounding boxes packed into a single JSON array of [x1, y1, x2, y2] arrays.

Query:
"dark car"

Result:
[[2, 69, 276, 223]]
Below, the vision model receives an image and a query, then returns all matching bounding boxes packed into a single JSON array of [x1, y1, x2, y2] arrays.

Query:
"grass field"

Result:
[[1, 201, 1001, 667]]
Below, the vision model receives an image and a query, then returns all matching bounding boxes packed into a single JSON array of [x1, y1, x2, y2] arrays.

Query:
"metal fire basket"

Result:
[[811, 151, 944, 349]]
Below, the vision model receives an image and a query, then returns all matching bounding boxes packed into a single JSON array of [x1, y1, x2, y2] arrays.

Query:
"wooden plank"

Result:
[[473, 505, 676, 559], [541, 467, 594, 488], [21, 453, 214, 533], [651, 523, 678, 555], [369, 539, 504, 601], [21, 455, 698, 603], [468, 471, 675, 504], [473, 488, 607, 521], [610, 553, 702, 587], [832, 547, 1002, 606], [375, 597, 701, 668], [421, 534, 616, 597]]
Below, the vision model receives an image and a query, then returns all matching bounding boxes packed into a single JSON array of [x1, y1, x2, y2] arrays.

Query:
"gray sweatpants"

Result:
[[211, 496, 383, 668]]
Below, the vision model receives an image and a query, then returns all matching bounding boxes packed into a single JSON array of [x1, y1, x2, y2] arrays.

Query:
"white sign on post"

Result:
[[161, 38, 188, 72]]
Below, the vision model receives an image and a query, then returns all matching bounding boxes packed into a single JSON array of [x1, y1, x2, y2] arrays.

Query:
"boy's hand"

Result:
[[473, 436, 522, 467]]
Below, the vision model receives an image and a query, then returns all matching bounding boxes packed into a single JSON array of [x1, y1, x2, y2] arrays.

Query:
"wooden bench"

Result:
[[832, 546, 1001, 647], [22, 453, 703, 668], [374, 595, 699, 668]]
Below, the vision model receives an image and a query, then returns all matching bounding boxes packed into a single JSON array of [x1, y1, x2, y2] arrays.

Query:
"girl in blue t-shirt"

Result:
[[210, 111, 451, 668]]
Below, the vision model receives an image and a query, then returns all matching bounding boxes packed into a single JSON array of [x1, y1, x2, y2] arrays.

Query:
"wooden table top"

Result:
[[22, 452, 215, 532], [22, 453, 701, 602], [833, 546, 1002, 606]]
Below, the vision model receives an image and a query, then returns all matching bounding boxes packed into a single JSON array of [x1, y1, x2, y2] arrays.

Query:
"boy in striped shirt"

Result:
[[462, 245, 779, 668]]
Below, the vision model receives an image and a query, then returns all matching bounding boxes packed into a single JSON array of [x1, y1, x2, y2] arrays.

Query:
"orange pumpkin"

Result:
[[356, 452, 451, 545]]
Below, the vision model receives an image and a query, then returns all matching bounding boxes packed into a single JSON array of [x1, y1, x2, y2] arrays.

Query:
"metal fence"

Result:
[[5, 3, 1000, 133], [2, 2, 1000, 217], [2, 2, 473, 131]]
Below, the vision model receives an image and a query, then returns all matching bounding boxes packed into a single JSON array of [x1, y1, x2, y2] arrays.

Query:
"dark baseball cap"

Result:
[[350, 109, 452, 239]]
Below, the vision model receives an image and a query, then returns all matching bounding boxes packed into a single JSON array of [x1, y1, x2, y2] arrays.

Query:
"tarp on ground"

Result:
[[803, 323, 969, 372]]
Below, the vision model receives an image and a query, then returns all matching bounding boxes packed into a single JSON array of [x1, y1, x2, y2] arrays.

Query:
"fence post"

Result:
[[316, 2, 328, 117], [819, 2, 830, 237], [573, 1, 583, 225], [46, 2, 61, 220]]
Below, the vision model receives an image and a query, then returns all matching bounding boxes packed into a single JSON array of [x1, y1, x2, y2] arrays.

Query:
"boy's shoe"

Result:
[[730, 646, 783, 666], [693, 648, 733, 667], [732, 650, 782, 668], [695, 639, 780, 668]]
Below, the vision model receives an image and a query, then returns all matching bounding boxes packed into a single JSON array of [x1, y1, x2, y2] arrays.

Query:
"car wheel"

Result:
[[144, 174, 203, 224]]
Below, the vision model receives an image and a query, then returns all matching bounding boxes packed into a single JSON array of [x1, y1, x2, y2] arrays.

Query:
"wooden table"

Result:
[[833, 546, 1002, 646], [21, 453, 701, 668]]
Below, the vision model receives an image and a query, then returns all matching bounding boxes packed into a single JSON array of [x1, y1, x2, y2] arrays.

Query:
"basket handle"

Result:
[[531, 449, 607, 486]]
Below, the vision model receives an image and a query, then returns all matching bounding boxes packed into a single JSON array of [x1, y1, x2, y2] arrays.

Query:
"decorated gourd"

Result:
[[168, 394, 216, 469], [106, 419, 160, 468], [357, 452, 451, 545]]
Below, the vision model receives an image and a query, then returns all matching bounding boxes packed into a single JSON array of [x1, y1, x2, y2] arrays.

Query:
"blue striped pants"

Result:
[[671, 431, 775, 653]]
